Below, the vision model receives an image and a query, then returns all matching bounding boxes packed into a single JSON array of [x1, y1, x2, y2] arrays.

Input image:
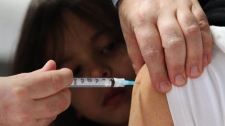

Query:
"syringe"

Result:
[[69, 78, 135, 88]]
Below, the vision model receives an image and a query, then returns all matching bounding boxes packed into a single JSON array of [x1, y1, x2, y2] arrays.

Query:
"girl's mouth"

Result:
[[103, 88, 126, 106]]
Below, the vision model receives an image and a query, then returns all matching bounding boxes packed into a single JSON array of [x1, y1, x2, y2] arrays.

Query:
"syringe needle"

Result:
[[121, 80, 135, 86], [69, 78, 135, 88]]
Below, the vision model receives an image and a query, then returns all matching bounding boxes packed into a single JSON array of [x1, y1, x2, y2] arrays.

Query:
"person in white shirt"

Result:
[[116, 0, 213, 93], [129, 26, 225, 126]]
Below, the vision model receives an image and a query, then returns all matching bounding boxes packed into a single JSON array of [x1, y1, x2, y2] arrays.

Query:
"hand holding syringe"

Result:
[[69, 78, 135, 88]]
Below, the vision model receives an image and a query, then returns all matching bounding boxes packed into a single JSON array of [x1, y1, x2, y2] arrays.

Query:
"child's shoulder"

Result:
[[129, 64, 173, 126]]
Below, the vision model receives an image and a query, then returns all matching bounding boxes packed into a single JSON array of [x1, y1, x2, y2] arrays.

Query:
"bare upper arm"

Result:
[[129, 64, 174, 126]]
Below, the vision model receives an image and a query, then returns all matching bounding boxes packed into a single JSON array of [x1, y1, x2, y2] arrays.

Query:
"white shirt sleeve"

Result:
[[166, 26, 225, 126]]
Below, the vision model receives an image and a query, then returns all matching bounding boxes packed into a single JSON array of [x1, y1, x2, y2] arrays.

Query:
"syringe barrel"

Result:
[[70, 78, 125, 87]]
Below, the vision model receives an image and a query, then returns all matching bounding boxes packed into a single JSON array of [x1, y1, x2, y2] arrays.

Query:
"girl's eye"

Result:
[[102, 42, 119, 54], [72, 66, 82, 76]]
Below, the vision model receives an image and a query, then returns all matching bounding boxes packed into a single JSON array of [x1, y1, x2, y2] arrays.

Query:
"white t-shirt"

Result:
[[167, 26, 225, 126]]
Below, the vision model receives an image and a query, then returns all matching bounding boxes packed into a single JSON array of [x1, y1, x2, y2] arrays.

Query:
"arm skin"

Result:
[[129, 64, 173, 126], [0, 60, 73, 126], [118, 0, 212, 93]]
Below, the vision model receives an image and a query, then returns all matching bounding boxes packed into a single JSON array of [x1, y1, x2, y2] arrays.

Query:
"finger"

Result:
[[158, 8, 187, 87], [191, 0, 212, 67], [122, 28, 145, 74], [118, 9, 145, 74], [177, 3, 203, 78], [24, 68, 73, 99], [135, 22, 171, 93], [36, 60, 57, 72], [33, 89, 71, 118]]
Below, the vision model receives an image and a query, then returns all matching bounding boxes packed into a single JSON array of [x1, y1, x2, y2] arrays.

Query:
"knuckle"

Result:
[[143, 48, 161, 58], [136, 8, 148, 21], [192, 6, 209, 29], [179, 13, 201, 35], [12, 87, 28, 99], [171, 64, 183, 71], [198, 18, 209, 29], [164, 37, 183, 49], [186, 25, 199, 35], [134, 9, 154, 27]]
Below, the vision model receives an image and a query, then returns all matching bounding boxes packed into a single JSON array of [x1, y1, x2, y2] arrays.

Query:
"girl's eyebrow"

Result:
[[90, 29, 109, 42]]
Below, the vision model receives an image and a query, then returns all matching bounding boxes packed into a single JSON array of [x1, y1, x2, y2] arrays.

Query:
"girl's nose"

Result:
[[89, 64, 111, 78]]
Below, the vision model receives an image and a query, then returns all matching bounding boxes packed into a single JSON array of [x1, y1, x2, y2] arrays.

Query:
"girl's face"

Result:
[[54, 12, 135, 125]]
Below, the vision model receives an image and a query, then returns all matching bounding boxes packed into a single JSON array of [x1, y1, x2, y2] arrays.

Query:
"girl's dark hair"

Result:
[[12, 0, 123, 125], [12, 0, 122, 74]]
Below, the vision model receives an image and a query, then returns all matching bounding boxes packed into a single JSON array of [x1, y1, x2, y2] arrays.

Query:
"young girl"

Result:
[[13, 0, 135, 125]]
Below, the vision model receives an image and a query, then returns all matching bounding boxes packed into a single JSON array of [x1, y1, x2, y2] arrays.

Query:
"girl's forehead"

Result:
[[61, 10, 116, 44], [61, 10, 97, 35], [45, 18, 99, 66], [44, 7, 122, 63]]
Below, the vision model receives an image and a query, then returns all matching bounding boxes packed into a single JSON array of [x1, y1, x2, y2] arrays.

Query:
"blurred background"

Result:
[[0, 0, 31, 76]]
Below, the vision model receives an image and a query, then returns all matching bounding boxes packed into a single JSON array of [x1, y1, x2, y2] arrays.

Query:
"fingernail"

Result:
[[203, 54, 208, 66], [175, 74, 186, 86], [191, 66, 199, 77], [159, 81, 170, 92]]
